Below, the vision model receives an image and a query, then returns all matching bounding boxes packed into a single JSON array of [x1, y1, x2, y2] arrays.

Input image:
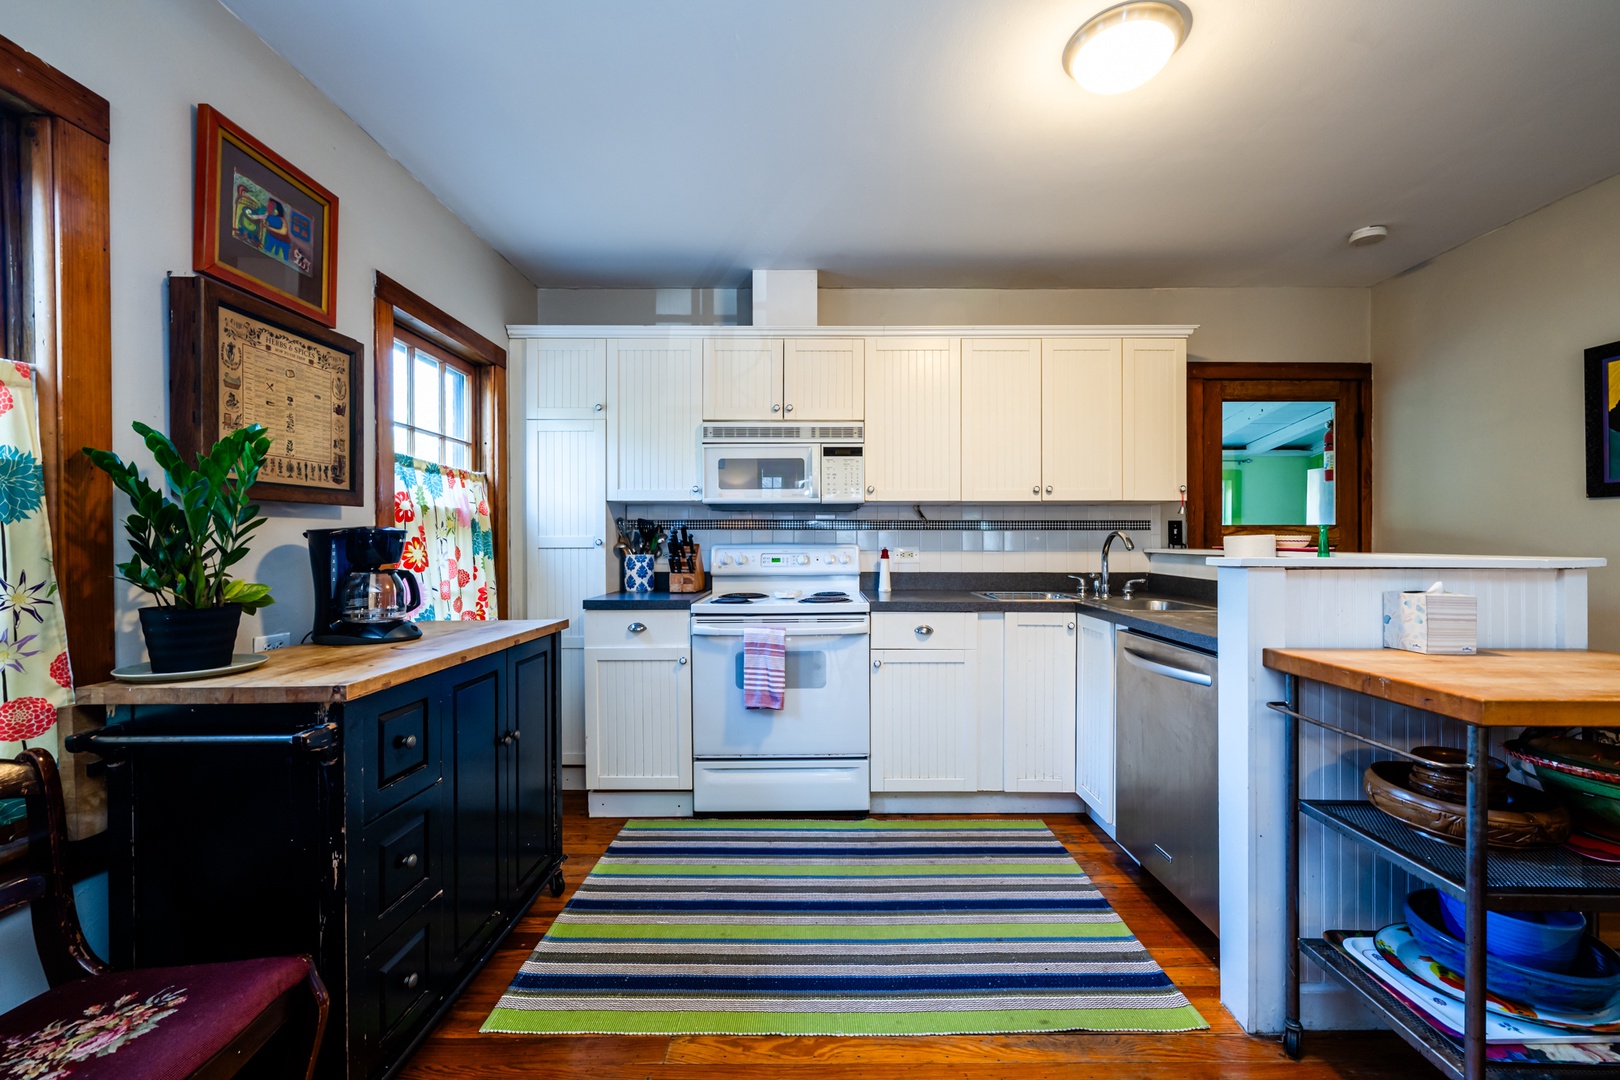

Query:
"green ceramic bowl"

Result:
[[1507, 744, 1620, 841]]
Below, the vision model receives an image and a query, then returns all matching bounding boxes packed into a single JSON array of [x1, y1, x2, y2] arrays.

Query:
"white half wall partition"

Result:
[[1214, 553, 1604, 1034]]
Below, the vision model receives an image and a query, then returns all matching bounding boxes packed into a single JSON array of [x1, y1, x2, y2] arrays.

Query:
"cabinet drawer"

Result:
[[354, 790, 442, 951], [873, 612, 975, 651], [352, 897, 443, 1077], [355, 679, 441, 822], [585, 609, 690, 648]]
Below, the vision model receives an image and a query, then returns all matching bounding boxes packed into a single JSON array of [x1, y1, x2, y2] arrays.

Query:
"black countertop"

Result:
[[583, 591, 708, 611]]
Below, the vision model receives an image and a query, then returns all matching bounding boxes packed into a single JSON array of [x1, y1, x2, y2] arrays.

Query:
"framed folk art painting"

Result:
[[1587, 337, 1620, 498], [192, 103, 339, 327], [169, 275, 364, 506]]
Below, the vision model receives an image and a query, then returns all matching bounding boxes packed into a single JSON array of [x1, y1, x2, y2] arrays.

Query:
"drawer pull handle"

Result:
[[628, 622, 647, 633], [398, 853, 418, 869], [501, 732, 515, 747], [402, 972, 420, 990], [394, 734, 418, 750], [915, 625, 933, 636]]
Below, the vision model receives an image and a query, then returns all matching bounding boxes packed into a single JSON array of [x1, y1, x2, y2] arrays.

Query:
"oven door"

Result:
[[690, 615, 869, 757], [701, 443, 820, 504]]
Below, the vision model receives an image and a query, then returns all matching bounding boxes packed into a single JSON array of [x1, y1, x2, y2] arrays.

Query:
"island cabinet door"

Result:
[[870, 648, 977, 791], [507, 635, 561, 899], [445, 650, 508, 969], [1002, 613, 1078, 792]]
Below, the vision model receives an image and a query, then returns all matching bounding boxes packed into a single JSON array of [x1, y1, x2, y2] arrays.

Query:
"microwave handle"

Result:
[[691, 625, 869, 638]]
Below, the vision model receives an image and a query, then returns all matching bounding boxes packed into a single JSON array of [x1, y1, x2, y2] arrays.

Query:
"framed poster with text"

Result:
[[168, 275, 364, 506]]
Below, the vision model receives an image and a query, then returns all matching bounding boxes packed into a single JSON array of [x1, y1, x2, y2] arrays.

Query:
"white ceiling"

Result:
[[221, 0, 1620, 290]]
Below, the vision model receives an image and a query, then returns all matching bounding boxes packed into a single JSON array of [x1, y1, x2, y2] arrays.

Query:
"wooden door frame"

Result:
[[1187, 362, 1372, 551]]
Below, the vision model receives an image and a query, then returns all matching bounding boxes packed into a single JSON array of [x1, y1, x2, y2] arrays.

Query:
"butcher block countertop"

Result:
[[77, 619, 569, 707], [1262, 647, 1620, 728]]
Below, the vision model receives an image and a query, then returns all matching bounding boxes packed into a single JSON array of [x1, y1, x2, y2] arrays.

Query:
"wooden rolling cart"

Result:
[[1262, 648, 1620, 1080]]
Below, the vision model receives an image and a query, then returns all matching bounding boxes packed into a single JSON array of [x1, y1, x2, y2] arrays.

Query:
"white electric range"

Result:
[[689, 544, 870, 812]]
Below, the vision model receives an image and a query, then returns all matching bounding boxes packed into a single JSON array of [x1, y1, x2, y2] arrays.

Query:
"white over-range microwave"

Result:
[[700, 423, 865, 507]]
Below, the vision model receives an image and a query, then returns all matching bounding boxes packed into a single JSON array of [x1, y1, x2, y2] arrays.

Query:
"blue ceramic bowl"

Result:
[[1404, 889, 1620, 1013], [1436, 892, 1586, 973]]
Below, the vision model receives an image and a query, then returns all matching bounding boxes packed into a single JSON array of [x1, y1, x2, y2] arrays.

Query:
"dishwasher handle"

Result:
[[1121, 647, 1213, 686]]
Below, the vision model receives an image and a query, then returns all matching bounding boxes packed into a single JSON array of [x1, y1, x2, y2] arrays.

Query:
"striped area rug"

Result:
[[482, 819, 1207, 1036]]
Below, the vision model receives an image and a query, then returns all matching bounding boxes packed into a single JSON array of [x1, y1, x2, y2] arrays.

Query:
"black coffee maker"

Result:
[[306, 527, 424, 645]]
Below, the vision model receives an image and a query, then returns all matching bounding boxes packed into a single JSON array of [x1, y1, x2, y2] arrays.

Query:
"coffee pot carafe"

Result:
[[306, 527, 425, 645]]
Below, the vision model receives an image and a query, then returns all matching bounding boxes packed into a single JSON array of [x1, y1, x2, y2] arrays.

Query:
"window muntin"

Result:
[[392, 332, 476, 469]]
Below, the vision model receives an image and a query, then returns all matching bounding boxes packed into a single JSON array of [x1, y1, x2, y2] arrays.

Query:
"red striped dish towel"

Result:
[[742, 626, 786, 710]]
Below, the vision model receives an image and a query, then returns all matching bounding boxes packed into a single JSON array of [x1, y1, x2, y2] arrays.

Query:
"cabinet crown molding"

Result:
[[509, 324, 1199, 340]]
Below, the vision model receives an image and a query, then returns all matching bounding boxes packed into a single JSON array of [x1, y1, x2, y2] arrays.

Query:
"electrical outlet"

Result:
[[892, 548, 919, 562], [253, 632, 291, 652]]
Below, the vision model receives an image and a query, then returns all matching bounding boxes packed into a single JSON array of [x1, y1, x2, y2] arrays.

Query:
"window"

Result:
[[392, 330, 479, 469]]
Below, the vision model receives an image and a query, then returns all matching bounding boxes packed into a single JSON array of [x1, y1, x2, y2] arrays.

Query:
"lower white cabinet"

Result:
[[583, 610, 692, 790], [1002, 613, 1078, 792], [870, 613, 977, 791], [1074, 614, 1117, 828]]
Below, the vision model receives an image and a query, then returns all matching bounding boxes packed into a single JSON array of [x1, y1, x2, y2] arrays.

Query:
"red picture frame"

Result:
[[193, 103, 339, 328]]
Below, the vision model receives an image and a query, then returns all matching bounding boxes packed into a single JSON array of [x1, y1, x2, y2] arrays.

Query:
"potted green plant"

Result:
[[84, 422, 275, 673]]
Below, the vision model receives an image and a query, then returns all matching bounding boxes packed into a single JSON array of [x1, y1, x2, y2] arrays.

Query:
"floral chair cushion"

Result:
[[0, 957, 311, 1079]]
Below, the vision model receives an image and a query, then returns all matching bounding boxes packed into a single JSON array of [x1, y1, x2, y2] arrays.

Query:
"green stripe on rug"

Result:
[[482, 818, 1207, 1037]]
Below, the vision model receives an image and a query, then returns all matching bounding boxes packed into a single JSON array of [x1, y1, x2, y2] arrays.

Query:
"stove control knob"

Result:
[[719, 555, 732, 567], [798, 554, 810, 565], [838, 552, 850, 564], [737, 554, 750, 565]]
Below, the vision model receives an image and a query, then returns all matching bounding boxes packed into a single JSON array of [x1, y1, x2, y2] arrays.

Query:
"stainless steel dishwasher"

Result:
[[1115, 629, 1219, 935]]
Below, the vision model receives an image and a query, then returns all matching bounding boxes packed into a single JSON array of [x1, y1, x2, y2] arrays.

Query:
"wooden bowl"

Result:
[[1406, 745, 1510, 807], [1363, 760, 1571, 848]]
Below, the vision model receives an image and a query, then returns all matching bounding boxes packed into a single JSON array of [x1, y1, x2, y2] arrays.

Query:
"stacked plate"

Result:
[[1504, 736, 1620, 858]]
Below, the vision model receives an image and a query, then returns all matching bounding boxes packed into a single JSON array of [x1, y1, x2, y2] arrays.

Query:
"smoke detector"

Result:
[[1348, 225, 1389, 247]]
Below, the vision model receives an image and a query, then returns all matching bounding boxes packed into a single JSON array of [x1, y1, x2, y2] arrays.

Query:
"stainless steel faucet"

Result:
[[1097, 530, 1135, 598]]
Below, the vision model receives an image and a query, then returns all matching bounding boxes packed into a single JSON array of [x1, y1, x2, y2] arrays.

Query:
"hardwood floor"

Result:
[[398, 794, 1428, 1079]]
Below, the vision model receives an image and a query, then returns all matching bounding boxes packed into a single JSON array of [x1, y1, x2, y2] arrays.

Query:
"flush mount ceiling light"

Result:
[[1348, 225, 1390, 247], [1064, 1, 1192, 95]]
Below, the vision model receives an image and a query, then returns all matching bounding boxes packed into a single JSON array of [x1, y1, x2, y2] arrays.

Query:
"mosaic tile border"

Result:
[[634, 518, 1153, 532]]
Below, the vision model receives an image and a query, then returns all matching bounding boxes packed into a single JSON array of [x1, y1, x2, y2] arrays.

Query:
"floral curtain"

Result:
[[0, 362, 74, 767], [393, 455, 498, 621]]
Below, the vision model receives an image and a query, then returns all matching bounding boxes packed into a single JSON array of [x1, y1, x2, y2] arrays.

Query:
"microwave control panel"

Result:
[[820, 445, 865, 503]]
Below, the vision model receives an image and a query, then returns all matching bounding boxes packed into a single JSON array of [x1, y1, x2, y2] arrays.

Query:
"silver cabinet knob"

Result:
[[872, 659, 882, 669], [771, 403, 781, 412], [691, 484, 700, 494], [1032, 485, 1040, 495], [628, 622, 647, 633], [510, 728, 521, 742], [1067, 621, 1076, 631], [394, 734, 418, 749], [398, 852, 419, 869], [866, 485, 874, 494], [678, 656, 688, 665], [785, 403, 794, 412], [1046, 485, 1053, 495], [594, 403, 603, 412], [915, 625, 933, 636], [594, 538, 604, 547], [402, 972, 420, 990]]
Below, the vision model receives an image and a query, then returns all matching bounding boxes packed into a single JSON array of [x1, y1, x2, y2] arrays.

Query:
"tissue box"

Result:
[[1382, 588, 1477, 654]]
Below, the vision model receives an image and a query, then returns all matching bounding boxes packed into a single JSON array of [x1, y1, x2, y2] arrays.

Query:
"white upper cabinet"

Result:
[[702, 337, 865, 421], [524, 338, 607, 419], [783, 338, 864, 420], [1122, 337, 1187, 501], [1044, 338, 1123, 501], [864, 337, 960, 502], [702, 337, 783, 420], [961, 339, 1044, 502], [607, 338, 704, 501]]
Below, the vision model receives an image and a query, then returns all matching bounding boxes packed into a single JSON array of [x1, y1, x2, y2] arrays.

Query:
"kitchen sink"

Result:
[[1097, 597, 1214, 612], [973, 590, 1084, 602]]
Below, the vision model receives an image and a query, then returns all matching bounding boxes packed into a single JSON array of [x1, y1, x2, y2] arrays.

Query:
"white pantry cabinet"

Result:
[[583, 610, 693, 790], [702, 338, 864, 421], [523, 338, 607, 419], [1073, 613, 1117, 830], [1122, 337, 1187, 501], [870, 613, 978, 791], [607, 338, 704, 501], [863, 336, 961, 502], [1001, 613, 1078, 792]]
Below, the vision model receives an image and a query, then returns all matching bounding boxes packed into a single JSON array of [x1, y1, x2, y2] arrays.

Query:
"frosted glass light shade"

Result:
[[1064, 2, 1190, 95]]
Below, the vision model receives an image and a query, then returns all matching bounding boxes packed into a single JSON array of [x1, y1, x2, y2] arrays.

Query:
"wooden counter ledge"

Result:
[[77, 618, 568, 706], [1262, 647, 1620, 728]]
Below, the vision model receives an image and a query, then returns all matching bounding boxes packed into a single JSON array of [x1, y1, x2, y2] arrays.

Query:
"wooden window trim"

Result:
[[373, 273, 507, 613]]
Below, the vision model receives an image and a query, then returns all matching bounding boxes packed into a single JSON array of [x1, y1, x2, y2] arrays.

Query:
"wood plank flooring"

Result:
[[399, 795, 1428, 1079]]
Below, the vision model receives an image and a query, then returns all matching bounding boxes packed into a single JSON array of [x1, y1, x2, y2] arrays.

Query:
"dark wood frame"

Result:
[[1186, 362, 1373, 551], [169, 275, 365, 506], [192, 104, 339, 328], [1584, 338, 1620, 498], [373, 273, 508, 613]]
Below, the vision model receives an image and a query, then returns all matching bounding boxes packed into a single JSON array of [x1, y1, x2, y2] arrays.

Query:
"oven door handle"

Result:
[[690, 625, 869, 638]]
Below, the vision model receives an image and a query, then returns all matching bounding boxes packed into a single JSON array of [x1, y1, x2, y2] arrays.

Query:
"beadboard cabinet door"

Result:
[[702, 337, 783, 420], [863, 336, 960, 502], [961, 338, 1043, 502], [783, 338, 864, 420], [523, 338, 606, 419], [1074, 613, 1117, 829], [583, 614, 693, 791], [1044, 338, 1123, 501], [607, 339, 704, 501], [1122, 337, 1187, 501], [1002, 613, 1077, 792], [870, 649, 977, 792]]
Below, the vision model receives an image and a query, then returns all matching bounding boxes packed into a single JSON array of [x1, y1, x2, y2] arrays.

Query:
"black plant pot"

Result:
[[138, 605, 242, 674]]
